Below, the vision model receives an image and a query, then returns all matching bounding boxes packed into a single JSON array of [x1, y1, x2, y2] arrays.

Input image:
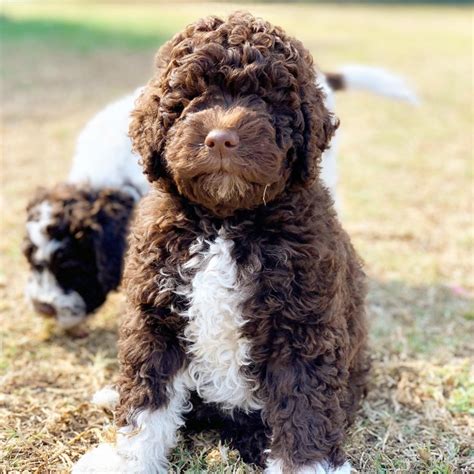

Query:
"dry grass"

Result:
[[1, 3, 473, 473]]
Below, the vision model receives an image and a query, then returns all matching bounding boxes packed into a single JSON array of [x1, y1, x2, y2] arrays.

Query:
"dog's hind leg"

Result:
[[184, 393, 269, 467], [218, 409, 269, 467]]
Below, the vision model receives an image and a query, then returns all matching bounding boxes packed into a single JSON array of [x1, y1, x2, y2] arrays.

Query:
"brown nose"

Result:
[[204, 129, 239, 152], [32, 300, 57, 317]]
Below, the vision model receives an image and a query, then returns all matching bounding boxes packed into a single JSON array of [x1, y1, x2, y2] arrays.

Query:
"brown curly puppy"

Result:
[[74, 12, 369, 474]]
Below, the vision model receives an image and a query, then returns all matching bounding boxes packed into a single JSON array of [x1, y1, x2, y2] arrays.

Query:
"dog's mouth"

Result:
[[198, 172, 253, 202], [174, 170, 286, 218]]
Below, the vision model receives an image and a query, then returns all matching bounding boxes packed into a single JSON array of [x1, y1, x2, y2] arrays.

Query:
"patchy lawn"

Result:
[[1, 3, 472, 473]]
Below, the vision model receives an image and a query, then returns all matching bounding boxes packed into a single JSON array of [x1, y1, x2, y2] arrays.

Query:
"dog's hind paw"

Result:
[[91, 386, 119, 410], [72, 444, 130, 474]]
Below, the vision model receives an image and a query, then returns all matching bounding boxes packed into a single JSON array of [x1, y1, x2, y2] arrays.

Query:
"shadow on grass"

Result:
[[42, 277, 473, 361], [0, 15, 171, 53], [45, 326, 118, 360], [367, 279, 473, 357]]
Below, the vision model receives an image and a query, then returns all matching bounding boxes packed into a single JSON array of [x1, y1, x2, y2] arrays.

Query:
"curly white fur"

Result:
[[178, 233, 261, 412], [68, 87, 149, 200]]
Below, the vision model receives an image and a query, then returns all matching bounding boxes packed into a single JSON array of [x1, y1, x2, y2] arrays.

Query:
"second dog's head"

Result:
[[23, 184, 135, 328], [130, 12, 338, 217]]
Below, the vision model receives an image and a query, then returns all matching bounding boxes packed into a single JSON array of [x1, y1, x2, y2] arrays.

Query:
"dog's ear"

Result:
[[89, 191, 135, 293], [26, 186, 50, 213], [129, 41, 177, 183], [291, 66, 340, 188], [129, 85, 167, 183]]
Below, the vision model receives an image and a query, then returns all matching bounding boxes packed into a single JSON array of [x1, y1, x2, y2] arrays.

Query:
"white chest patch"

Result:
[[179, 235, 260, 412]]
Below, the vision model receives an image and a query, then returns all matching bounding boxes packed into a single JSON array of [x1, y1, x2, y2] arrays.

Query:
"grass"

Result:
[[1, 2, 473, 472], [0, 16, 169, 52]]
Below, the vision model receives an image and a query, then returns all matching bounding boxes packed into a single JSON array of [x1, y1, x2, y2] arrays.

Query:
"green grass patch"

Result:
[[0, 15, 172, 52], [462, 310, 474, 321]]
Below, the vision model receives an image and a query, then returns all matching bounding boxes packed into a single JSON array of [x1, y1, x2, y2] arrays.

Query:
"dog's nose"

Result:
[[32, 300, 57, 317], [205, 129, 239, 152]]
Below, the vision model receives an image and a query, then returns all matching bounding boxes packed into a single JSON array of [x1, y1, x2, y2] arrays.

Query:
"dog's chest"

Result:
[[179, 235, 260, 411]]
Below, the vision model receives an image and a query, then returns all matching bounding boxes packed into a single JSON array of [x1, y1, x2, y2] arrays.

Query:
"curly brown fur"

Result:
[[95, 12, 369, 473], [129, 14, 337, 217], [23, 183, 135, 323]]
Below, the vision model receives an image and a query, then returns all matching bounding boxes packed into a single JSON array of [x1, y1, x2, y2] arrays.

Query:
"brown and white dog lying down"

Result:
[[72, 12, 419, 474], [23, 59, 417, 331]]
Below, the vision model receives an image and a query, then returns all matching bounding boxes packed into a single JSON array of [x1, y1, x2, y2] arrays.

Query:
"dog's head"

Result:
[[23, 184, 135, 328], [130, 12, 338, 217]]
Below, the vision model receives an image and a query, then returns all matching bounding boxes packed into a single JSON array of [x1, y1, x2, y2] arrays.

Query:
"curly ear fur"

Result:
[[290, 42, 340, 187], [129, 41, 176, 183], [90, 190, 135, 293], [129, 86, 164, 182]]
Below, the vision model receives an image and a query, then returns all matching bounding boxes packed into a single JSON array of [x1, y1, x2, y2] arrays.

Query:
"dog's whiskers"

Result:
[[263, 184, 270, 206]]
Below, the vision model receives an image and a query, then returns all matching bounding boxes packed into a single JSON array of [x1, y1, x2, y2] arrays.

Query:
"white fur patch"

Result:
[[68, 87, 149, 199], [26, 201, 64, 263], [25, 200, 87, 327], [265, 458, 352, 474], [178, 233, 261, 412], [25, 269, 86, 328], [92, 387, 119, 410], [72, 444, 126, 474], [74, 374, 190, 474], [318, 74, 340, 209]]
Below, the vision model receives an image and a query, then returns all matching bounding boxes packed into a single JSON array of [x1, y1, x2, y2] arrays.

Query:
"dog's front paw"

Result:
[[72, 443, 134, 474], [265, 458, 352, 474]]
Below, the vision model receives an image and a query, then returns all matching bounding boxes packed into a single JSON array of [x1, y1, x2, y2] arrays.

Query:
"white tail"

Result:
[[339, 64, 419, 105], [91, 386, 119, 410]]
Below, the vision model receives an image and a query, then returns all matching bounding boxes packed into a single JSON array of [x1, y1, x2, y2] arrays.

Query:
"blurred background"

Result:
[[1, 1, 472, 472]]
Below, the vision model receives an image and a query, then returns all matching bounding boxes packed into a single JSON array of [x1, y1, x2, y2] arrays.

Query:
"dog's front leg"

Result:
[[118, 371, 190, 474], [74, 371, 189, 474], [74, 303, 189, 474], [262, 359, 352, 474]]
